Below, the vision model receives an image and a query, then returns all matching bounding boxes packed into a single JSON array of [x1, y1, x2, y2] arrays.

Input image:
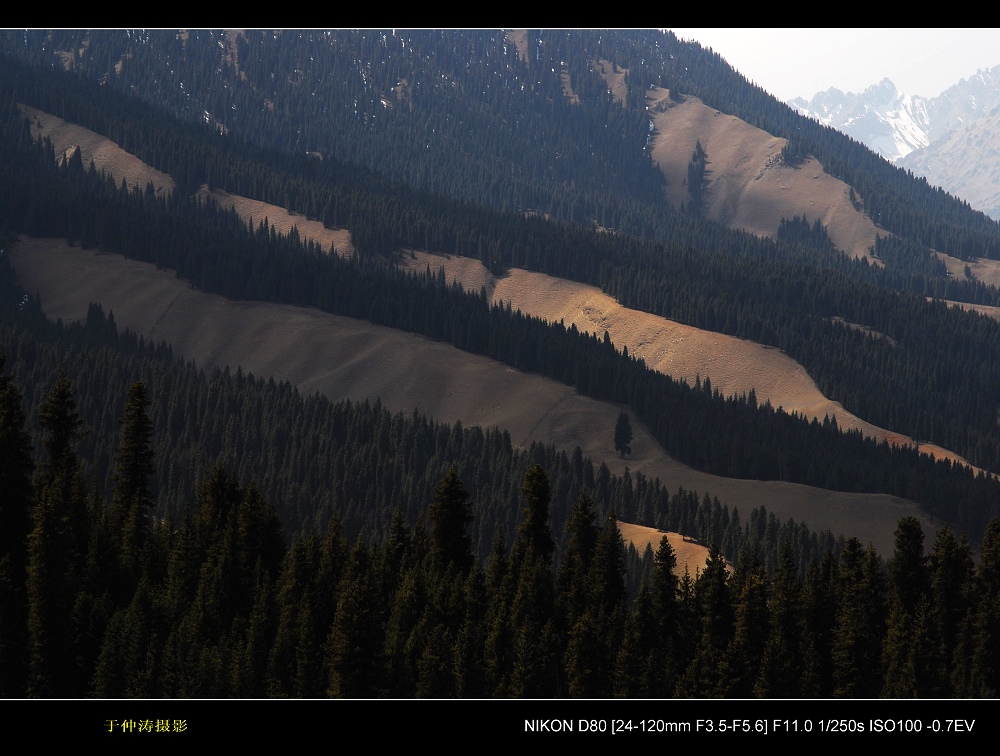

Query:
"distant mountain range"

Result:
[[790, 67, 1000, 218]]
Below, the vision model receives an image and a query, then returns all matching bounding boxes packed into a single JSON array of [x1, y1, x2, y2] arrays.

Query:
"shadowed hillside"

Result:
[[9, 237, 922, 557]]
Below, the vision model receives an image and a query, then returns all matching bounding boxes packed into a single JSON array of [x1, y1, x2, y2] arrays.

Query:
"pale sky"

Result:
[[667, 28, 1000, 102]]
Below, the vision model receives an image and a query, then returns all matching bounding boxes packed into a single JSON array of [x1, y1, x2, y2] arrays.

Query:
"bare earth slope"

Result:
[[616, 522, 717, 576], [19, 104, 175, 197], [197, 186, 355, 258], [647, 88, 880, 261], [9, 239, 924, 556], [19, 103, 355, 258], [935, 250, 1000, 289], [399, 250, 968, 468], [23, 99, 964, 462]]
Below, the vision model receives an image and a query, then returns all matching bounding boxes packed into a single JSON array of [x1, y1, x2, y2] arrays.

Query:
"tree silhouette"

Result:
[[428, 465, 474, 574], [614, 411, 633, 458], [0, 360, 34, 696]]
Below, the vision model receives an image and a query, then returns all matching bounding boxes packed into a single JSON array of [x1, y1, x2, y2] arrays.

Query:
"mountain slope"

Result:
[[3, 100, 972, 554], [9, 237, 920, 556], [20, 97, 975, 469], [650, 87, 879, 259], [900, 107, 1000, 220], [6, 34, 1000, 524], [9, 29, 998, 259], [398, 250, 971, 468]]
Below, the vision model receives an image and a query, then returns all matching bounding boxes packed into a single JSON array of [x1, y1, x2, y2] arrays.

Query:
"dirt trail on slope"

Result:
[[9, 238, 925, 556]]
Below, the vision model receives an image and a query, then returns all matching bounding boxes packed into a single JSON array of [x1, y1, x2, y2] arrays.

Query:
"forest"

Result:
[[3, 343, 999, 698], [4, 31, 1000, 700]]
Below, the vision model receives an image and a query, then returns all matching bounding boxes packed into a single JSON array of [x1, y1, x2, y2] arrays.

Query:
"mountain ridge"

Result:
[[791, 65, 1000, 219]]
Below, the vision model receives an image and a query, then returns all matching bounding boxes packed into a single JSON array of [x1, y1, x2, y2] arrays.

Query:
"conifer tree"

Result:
[[677, 544, 733, 697], [882, 517, 938, 697], [956, 518, 1000, 696], [110, 381, 155, 585], [614, 410, 633, 458], [113, 382, 155, 509], [647, 535, 681, 695], [28, 368, 88, 697], [0, 361, 34, 696], [427, 465, 474, 574], [454, 564, 489, 697], [565, 610, 608, 697], [928, 527, 974, 696], [723, 550, 769, 697], [415, 622, 456, 698], [587, 511, 627, 627], [831, 540, 886, 698], [36, 367, 84, 487], [327, 540, 386, 698], [557, 490, 599, 627], [888, 516, 928, 617], [755, 540, 802, 697], [513, 464, 555, 567]]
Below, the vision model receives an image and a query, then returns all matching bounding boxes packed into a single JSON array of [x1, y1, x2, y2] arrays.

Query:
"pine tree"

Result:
[[587, 512, 627, 627], [326, 540, 385, 698], [928, 527, 973, 696], [427, 465, 474, 574], [723, 551, 769, 697], [0, 361, 34, 696], [557, 490, 599, 627], [509, 561, 558, 698], [112, 382, 155, 511], [888, 516, 928, 617], [755, 539, 802, 697], [957, 518, 1000, 696], [454, 564, 489, 697], [513, 464, 554, 567], [882, 517, 938, 697], [677, 544, 733, 697], [648, 535, 681, 695], [28, 368, 88, 697], [415, 622, 456, 698], [565, 610, 608, 697], [686, 140, 707, 212], [614, 410, 633, 458], [110, 381, 156, 586], [831, 540, 886, 698], [36, 368, 83, 487]]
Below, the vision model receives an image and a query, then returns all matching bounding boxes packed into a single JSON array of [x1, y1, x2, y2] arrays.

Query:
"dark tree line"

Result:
[[5, 353, 1000, 697]]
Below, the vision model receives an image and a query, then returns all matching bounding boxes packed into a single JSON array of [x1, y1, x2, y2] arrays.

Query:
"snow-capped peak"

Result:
[[789, 78, 930, 162]]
